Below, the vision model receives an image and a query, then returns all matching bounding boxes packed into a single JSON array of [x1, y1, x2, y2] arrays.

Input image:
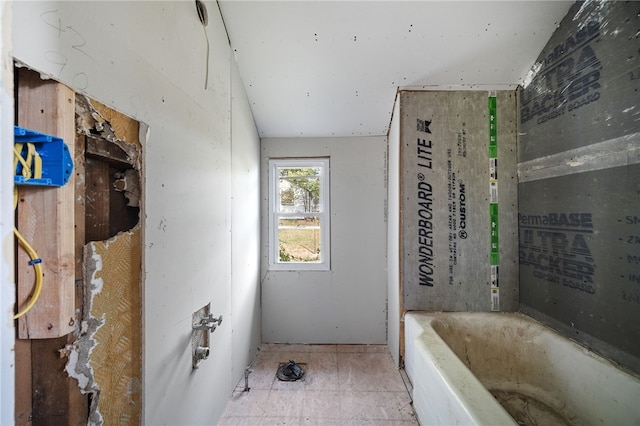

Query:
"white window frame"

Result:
[[268, 158, 330, 271]]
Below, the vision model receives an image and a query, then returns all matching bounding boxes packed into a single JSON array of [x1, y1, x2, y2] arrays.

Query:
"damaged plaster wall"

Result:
[[63, 97, 143, 425], [12, 2, 262, 424], [64, 228, 142, 425], [88, 228, 142, 424]]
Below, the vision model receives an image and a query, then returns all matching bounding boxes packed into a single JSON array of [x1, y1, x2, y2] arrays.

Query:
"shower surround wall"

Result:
[[11, 2, 261, 424], [518, 1, 640, 373], [400, 90, 519, 313]]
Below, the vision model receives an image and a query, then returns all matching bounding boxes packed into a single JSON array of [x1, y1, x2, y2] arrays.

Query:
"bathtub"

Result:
[[404, 312, 640, 426]]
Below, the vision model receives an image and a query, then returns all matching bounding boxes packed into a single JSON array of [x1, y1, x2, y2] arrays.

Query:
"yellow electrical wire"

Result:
[[13, 184, 44, 320]]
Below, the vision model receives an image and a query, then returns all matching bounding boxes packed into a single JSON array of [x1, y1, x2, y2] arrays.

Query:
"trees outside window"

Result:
[[268, 158, 330, 270]]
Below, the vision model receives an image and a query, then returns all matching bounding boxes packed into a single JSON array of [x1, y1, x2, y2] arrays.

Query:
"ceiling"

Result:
[[217, 1, 574, 138]]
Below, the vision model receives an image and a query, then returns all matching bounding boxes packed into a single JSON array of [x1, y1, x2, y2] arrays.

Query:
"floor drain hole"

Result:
[[276, 360, 305, 381]]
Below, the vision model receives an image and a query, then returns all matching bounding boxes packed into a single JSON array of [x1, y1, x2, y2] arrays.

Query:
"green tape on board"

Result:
[[489, 95, 499, 311], [490, 203, 499, 264], [489, 96, 498, 159]]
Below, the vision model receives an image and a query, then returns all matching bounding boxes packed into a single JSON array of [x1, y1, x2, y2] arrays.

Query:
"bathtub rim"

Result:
[[405, 310, 640, 380], [403, 310, 640, 426], [405, 312, 517, 426]]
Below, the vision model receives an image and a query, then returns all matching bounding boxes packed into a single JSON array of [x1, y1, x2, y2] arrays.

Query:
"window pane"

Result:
[[277, 167, 321, 213], [278, 216, 322, 263], [269, 158, 329, 271]]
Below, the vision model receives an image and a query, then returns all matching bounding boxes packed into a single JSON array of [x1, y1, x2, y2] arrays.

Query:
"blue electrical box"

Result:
[[14, 125, 74, 187]]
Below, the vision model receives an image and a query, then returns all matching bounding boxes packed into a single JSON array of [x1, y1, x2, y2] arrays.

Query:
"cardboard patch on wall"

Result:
[[400, 91, 518, 312]]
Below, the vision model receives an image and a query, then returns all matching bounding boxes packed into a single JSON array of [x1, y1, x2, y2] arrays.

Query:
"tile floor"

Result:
[[218, 344, 419, 425]]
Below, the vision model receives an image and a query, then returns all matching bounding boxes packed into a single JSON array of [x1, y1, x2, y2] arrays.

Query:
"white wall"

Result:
[[261, 136, 388, 344], [231, 58, 261, 381], [0, 2, 15, 424], [11, 1, 260, 424], [387, 97, 401, 366]]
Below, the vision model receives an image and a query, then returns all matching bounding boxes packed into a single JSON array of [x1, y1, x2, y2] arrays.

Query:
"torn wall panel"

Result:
[[89, 227, 142, 425], [78, 95, 141, 242], [66, 227, 142, 425], [90, 98, 141, 150], [64, 97, 143, 425], [76, 96, 141, 170]]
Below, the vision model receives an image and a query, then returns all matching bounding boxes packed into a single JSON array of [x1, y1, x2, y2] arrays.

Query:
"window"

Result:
[[269, 158, 330, 270]]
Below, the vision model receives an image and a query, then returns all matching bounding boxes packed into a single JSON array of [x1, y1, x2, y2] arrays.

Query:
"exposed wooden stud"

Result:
[[74, 133, 87, 309], [84, 158, 110, 242], [16, 68, 76, 339], [14, 339, 32, 426], [85, 135, 132, 166], [70, 130, 89, 424], [30, 338, 74, 423]]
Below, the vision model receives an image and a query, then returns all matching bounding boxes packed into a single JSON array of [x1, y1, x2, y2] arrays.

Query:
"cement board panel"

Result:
[[519, 164, 640, 365], [401, 91, 517, 311], [495, 91, 519, 311], [519, 1, 640, 162]]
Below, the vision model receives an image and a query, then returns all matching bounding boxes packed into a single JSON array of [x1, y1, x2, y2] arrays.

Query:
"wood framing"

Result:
[[14, 68, 143, 426], [16, 68, 76, 339], [15, 68, 86, 425], [84, 158, 111, 242]]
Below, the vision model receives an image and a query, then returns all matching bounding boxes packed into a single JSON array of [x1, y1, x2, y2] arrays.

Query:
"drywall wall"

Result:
[[12, 1, 261, 424], [261, 136, 388, 344], [387, 97, 401, 366], [230, 57, 261, 382], [518, 1, 640, 374], [400, 90, 518, 312], [0, 2, 15, 424]]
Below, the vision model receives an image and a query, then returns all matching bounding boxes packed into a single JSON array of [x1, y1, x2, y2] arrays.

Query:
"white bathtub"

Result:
[[404, 312, 640, 426]]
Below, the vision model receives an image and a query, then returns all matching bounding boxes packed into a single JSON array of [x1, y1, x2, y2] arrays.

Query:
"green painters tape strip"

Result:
[[489, 95, 499, 311], [490, 202, 499, 220], [489, 145, 498, 159], [489, 97, 497, 158], [488, 96, 497, 111], [490, 203, 499, 261], [489, 96, 499, 266]]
